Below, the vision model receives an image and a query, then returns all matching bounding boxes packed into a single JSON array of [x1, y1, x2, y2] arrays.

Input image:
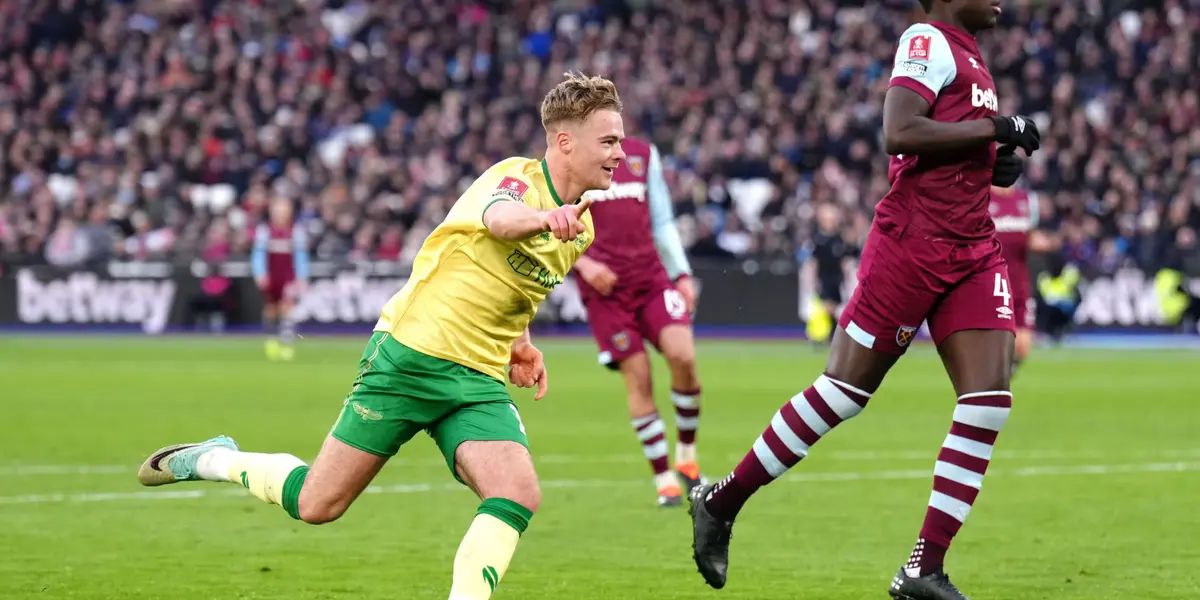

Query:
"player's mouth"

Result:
[[601, 166, 615, 176], [991, 2, 1001, 14]]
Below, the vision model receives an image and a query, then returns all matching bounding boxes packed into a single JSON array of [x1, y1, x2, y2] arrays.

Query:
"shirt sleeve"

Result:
[[646, 145, 692, 279], [1027, 191, 1040, 228], [476, 170, 539, 229], [292, 225, 311, 279], [251, 224, 268, 279], [888, 24, 957, 107]]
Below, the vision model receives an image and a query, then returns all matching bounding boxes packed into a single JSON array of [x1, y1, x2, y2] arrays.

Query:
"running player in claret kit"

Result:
[[688, 1, 1042, 599], [136, 72, 625, 600], [251, 197, 310, 361], [990, 185, 1053, 378], [572, 134, 703, 508]]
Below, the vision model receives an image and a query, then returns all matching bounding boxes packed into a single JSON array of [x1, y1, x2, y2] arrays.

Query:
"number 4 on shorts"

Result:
[[993, 272, 1011, 307]]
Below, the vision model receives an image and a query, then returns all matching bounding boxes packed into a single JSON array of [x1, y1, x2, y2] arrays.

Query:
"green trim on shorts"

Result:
[[329, 332, 529, 483]]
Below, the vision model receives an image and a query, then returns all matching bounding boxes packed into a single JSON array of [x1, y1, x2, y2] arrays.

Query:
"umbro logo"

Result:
[[996, 306, 1013, 320]]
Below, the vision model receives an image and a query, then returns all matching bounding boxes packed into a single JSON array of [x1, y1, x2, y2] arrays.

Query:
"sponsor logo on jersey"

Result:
[[506, 249, 563, 290], [971, 83, 998, 111], [494, 176, 529, 200], [992, 215, 1033, 232], [582, 181, 647, 203], [898, 61, 927, 76], [626, 156, 645, 177], [895, 325, 918, 347], [908, 35, 932, 60]]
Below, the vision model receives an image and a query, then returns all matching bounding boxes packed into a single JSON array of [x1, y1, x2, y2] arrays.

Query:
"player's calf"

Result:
[[618, 353, 682, 505], [903, 390, 1011, 580], [658, 324, 704, 491], [703, 373, 872, 521], [450, 441, 540, 600], [691, 372, 872, 590]]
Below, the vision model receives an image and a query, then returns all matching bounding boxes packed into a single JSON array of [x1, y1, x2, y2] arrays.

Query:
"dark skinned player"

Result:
[[687, 1, 1041, 599]]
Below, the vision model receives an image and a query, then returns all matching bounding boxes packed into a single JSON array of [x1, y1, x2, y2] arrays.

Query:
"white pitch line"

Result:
[[5, 448, 1200, 477], [0, 460, 1196, 506]]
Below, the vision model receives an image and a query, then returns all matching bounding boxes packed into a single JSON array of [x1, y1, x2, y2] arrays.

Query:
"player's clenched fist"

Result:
[[541, 198, 593, 242], [989, 115, 1041, 156]]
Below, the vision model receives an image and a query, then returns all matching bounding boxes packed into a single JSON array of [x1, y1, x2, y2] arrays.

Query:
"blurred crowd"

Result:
[[1, 0, 1198, 276]]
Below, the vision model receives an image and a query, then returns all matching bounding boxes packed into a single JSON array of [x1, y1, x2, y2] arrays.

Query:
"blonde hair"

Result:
[[540, 71, 623, 131]]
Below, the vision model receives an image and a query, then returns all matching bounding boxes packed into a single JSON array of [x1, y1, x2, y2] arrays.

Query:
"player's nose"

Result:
[[612, 142, 626, 162]]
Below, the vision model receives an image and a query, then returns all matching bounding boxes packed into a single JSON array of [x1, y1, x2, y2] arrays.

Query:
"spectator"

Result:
[[0, 0, 1195, 281]]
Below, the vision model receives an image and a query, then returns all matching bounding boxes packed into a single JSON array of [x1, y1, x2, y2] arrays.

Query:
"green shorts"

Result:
[[331, 332, 529, 480]]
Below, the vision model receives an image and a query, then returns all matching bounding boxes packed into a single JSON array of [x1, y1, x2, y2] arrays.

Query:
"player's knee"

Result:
[[662, 345, 696, 378], [492, 483, 542, 515]]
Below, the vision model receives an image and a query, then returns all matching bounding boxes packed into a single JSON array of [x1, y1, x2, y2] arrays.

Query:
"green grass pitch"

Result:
[[1, 336, 1197, 599]]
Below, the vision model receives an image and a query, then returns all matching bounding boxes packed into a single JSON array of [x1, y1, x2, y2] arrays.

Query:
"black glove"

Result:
[[989, 115, 1041, 156], [991, 144, 1024, 188]]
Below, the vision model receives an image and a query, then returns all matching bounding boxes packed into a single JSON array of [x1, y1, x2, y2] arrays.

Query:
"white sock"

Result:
[[675, 443, 697, 465], [195, 447, 235, 482], [654, 471, 676, 491]]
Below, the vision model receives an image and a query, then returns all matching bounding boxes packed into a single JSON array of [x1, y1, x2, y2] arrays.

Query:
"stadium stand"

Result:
[[0, 0, 1197, 280]]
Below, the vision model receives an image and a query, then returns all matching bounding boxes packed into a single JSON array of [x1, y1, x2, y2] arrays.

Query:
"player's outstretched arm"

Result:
[[484, 200, 551, 241], [484, 198, 593, 242]]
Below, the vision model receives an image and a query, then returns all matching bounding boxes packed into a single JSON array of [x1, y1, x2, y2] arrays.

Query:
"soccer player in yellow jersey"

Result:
[[134, 72, 626, 600]]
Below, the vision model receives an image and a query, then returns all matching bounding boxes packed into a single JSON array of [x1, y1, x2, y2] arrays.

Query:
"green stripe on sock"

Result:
[[281, 466, 308, 520], [477, 497, 533, 535]]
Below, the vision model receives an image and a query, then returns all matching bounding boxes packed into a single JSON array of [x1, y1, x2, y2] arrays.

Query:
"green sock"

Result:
[[476, 497, 533, 536], [281, 466, 308, 520]]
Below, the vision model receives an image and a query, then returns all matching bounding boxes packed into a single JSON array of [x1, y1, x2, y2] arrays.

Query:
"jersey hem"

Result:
[[375, 328, 508, 383]]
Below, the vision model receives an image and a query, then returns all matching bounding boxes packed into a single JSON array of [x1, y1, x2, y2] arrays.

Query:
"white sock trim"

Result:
[[957, 390, 1013, 401]]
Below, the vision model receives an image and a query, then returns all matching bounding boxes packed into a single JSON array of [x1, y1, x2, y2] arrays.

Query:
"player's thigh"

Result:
[[927, 257, 1017, 346], [837, 230, 941, 358], [642, 286, 695, 368], [927, 262, 1016, 393], [937, 329, 1014, 395], [434, 400, 537, 506], [454, 439, 541, 512], [298, 433, 388, 521], [824, 325, 901, 394], [585, 295, 645, 370]]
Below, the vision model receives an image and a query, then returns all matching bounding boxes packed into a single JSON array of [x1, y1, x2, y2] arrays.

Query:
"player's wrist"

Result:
[[987, 116, 1005, 140]]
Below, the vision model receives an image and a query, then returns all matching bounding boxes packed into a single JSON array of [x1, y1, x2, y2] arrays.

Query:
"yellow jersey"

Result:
[[375, 157, 594, 381]]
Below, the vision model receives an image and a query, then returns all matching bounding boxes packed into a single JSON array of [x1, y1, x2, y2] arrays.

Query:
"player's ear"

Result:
[[555, 128, 573, 155]]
